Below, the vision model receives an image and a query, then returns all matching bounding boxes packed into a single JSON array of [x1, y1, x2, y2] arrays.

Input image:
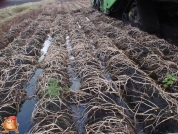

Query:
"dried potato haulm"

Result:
[[71, 44, 92, 58], [0, 6, 59, 133], [65, 14, 136, 134], [85, 97, 135, 134], [74, 13, 178, 133], [29, 10, 74, 133], [70, 37, 102, 78], [37, 44, 70, 91], [68, 19, 105, 84], [82, 14, 178, 94], [0, 1, 92, 133], [125, 26, 178, 63], [1, 1, 178, 133], [1, 65, 35, 88], [1, 19, 32, 46], [9, 38, 27, 51], [0, 65, 35, 131], [41, 45, 68, 69], [0, 11, 56, 60], [59, 0, 90, 13], [20, 21, 39, 39], [98, 37, 178, 133], [29, 97, 77, 133], [89, 11, 178, 65], [29, 22, 77, 133], [142, 40, 178, 62], [2, 29, 45, 59], [96, 23, 178, 82], [30, 69, 75, 132], [0, 88, 27, 131], [71, 60, 104, 81], [0, 57, 10, 69]]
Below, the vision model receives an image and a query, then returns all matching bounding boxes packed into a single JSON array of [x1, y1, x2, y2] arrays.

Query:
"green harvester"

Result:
[[91, 0, 178, 34]]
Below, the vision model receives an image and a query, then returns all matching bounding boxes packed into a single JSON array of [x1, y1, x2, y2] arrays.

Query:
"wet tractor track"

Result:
[[0, 0, 178, 134]]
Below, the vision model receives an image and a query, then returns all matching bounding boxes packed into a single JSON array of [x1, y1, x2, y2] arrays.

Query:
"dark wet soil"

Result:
[[9, 69, 43, 134]]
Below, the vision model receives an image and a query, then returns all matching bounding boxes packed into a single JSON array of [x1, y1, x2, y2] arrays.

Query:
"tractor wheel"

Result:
[[136, 0, 160, 34], [128, 3, 140, 24], [94, 0, 100, 11], [92, 0, 96, 8], [96, 0, 100, 11]]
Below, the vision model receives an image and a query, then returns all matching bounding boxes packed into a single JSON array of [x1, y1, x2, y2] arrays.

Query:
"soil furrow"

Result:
[[1, 1, 178, 134], [28, 13, 76, 133], [0, 6, 59, 132], [85, 10, 178, 92], [67, 12, 136, 134], [74, 11, 178, 133], [88, 11, 178, 64], [1, 19, 33, 47]]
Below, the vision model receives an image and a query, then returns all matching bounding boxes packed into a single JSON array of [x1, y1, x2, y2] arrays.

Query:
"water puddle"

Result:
[[10, 69, 43, 134], [91, 43, 96, 50], [38, 34, 52, 62], [66, 36, 86, 133], [86, 17, 90, 21], [66, 36, 81, 90], [71, 104, 87, 134], [70, 79, 81, 90], [77, 22, 82, 29], [24, 69, 43, 96], [66, 36, 71, 50], [137, 126, 146, 134], [69, 55, 74, 60]]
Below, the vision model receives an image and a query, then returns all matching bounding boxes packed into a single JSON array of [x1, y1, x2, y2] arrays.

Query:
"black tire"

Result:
[[93, 0, 96, 8], [136, 0, 160, 34], [94, 0, 100, 11], [97, 0, 100, 11], [122, 13, 129, 21]]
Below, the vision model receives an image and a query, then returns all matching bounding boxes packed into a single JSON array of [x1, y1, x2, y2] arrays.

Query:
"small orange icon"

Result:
[[1, 116, 19, 133]]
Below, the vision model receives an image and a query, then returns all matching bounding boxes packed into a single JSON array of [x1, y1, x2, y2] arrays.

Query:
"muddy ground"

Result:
[[0, 0, 178, 134]]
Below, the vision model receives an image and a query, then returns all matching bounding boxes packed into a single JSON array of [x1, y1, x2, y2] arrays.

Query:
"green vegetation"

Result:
[[162, 73, 177, 89], [0, 0, 56, 27], [46, 78, 69, 98]]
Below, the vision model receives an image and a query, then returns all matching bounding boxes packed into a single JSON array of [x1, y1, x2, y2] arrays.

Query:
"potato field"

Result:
[[0, 0, 178, 134]]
